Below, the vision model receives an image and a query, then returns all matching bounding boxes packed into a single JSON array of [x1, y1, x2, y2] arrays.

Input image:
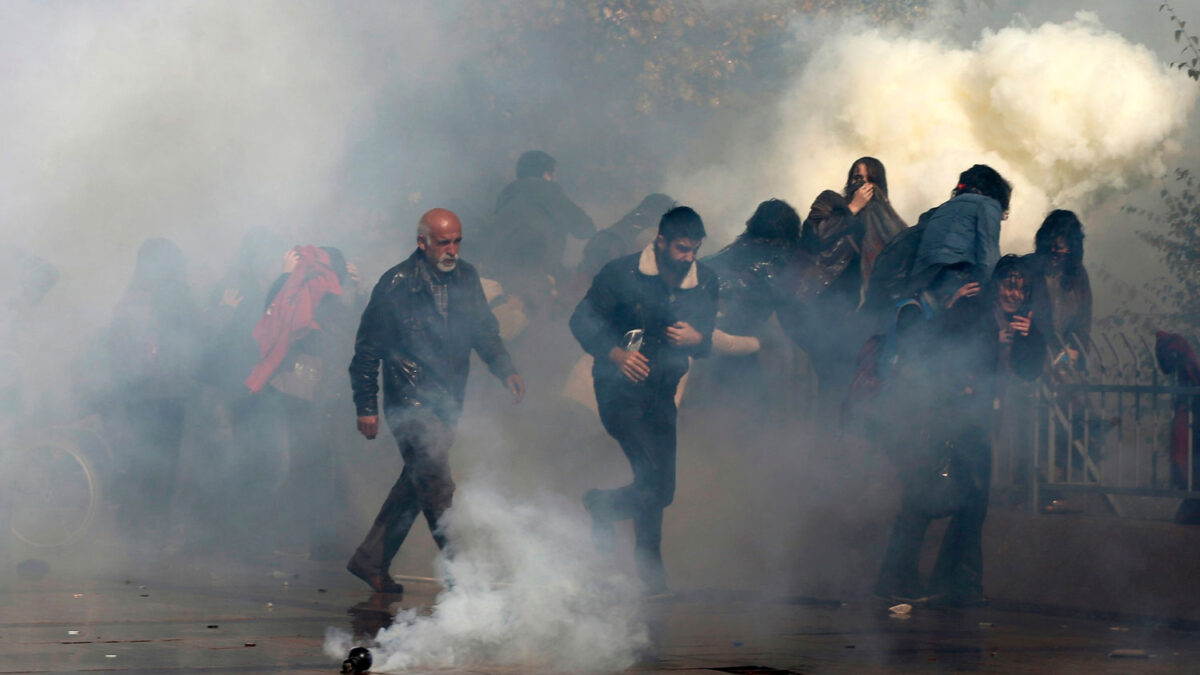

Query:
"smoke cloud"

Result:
[[671, 11, 1197, 249], [4, 2, 1200, 669], [323, 484, 648, 672]]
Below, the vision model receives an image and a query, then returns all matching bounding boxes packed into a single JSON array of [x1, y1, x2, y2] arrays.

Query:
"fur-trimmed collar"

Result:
[[638, 243, 698, 290]]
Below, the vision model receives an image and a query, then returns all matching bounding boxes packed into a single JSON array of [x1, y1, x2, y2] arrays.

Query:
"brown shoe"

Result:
[[346, 557, 404, 594]]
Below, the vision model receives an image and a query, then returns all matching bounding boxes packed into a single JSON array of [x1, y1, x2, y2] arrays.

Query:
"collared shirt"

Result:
[[417, 257, 450, 320]]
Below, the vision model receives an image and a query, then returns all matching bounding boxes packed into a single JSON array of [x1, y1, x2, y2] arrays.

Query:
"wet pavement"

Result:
[[4, 557, 1200, 674]]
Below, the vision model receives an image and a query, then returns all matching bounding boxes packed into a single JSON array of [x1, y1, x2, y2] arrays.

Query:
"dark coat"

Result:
[[801, 190, 908, 299], [107, 284, 199, 401], [936, 293, 1046, 424], [107, 240, 199, 402], [569, 246, 718, 390], [349, 250, 516, 424], [1023, 255, 1093, 357], [487, 177, 595, 309], [704, 237, 800, 338]]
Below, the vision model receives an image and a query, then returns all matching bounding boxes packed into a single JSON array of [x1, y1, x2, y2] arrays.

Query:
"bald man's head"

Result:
[[417, 208, 463, 273]]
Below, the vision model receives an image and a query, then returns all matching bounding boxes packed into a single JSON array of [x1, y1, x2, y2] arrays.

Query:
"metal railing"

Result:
[[991, 331, 1200, 516]]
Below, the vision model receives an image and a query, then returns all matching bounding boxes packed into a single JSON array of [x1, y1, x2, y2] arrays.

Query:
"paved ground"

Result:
[[4, 556, 1200, 674]]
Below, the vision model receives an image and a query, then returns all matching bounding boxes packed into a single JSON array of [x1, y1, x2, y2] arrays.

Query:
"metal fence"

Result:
[[991, 331, 1200, 517]]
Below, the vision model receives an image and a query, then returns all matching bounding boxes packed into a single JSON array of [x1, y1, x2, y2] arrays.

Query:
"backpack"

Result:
[[842, 297, 933, 434], [863, 220, 928, 316]]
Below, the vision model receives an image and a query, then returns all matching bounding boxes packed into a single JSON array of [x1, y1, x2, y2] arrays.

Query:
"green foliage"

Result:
[[1107, 5, 1200, 333], [1116, 168, 1200, 332], [460, 0, 935, 115], [1163, 2, 1200, 80]]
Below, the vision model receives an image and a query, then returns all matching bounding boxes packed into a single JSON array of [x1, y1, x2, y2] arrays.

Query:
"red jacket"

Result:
[[1156, 331, 1200, 485], [245, 246, 342, 393]]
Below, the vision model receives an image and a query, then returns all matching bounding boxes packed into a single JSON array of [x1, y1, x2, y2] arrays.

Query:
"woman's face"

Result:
[[998, 273, 1027, 314], [847, 162, 871, 193]]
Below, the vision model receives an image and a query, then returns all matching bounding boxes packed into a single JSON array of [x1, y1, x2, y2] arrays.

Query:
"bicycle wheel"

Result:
[[4, 433, 101, 548]]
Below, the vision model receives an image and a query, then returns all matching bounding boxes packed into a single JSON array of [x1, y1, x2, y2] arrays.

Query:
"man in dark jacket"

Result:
[[570, 206, 718, 594], [488, 150, 595, 315], [346, 208, 525, 593]]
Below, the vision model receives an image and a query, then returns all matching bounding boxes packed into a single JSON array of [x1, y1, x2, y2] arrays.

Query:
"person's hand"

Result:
[[219, 288, 244, 309], [283, 249, 300, 274], [609, 347, 650, 383], [666, 321, 702, 347], [945, 282, 982, 309], [1009, 311, 1032, 337], [357, 415, 379, 440], [346, 262, 361, 285], [848, 182, 876, 214], [505, 374, 525, 403]]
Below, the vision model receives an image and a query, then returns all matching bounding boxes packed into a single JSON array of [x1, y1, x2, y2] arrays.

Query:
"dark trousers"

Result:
[[592, 379, 678, 591], [875, 426, 992, 601], [115, 398, 186, 542], [350, 409, 455, 575], [272, 390, 339, 557]]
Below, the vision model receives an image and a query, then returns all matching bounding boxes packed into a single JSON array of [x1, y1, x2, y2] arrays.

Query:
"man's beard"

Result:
[[436, 255, 457, 273], [656, 249, 690, 277]]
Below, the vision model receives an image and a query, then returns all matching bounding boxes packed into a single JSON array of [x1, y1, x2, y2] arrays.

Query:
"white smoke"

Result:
[[323, 485, 648, 673], [671, 11, 1197, 249]]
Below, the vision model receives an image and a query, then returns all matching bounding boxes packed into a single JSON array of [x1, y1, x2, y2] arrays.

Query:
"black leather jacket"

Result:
[[704, 237, 801, 338], [349, 249, 516, 423]]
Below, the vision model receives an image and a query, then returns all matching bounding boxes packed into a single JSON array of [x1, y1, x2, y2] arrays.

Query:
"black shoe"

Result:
[[583, 489, 616, 554], [346, 557, 404, 594]]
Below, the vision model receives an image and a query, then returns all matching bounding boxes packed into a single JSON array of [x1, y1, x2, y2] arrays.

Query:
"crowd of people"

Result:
[[84, 150, 1096, 607]]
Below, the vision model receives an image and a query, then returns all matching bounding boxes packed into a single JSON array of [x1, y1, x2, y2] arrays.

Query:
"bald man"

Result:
[[346, 208, 524, 593]]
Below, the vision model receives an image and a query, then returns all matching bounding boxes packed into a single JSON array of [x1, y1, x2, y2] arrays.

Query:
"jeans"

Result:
[[591, 379, 678, 592], [875, 425, 992, 601]]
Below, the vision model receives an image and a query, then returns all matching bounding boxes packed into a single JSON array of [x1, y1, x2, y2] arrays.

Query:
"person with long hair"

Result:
[[695, 199, 805, 416], [799, 157, 908, 416], [1026, 209, 1092, 367]]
